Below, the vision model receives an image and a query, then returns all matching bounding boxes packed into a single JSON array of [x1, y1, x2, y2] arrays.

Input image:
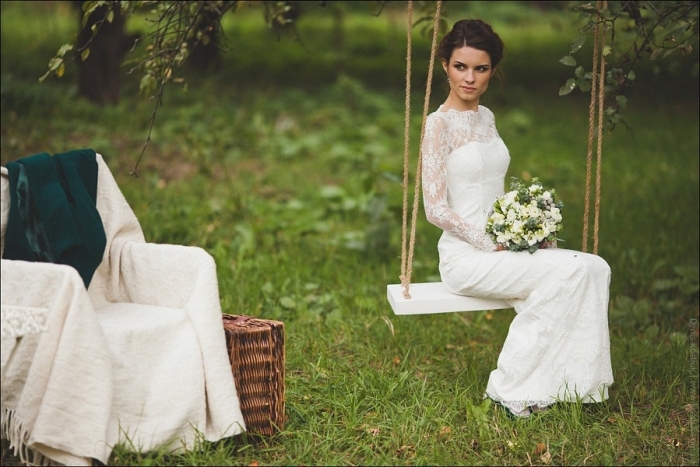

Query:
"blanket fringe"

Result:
[[1, 408, 52, 466]]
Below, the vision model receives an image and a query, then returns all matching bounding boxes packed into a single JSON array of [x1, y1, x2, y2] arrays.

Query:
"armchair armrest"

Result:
[[106, 241, 221, 312], [0, 258, 113, 465], [97, 240, 242, 438]]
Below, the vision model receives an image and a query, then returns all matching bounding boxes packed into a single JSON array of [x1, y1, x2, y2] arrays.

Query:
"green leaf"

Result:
[[615, 95, 628, 108], [40, 56, 67, 81], [57, 44, 73, 57], [644, 325, 660, 339], [574, 2, 598, 13], [670, 332, 688, 346], [559, 55, 577, 66], [576, 77, 591, 92], [81, 48, 90, 62], [570, 34, 586, 54], [139, 73, 155, 93], [280, 297, 296, 309], [559, 78, 577, 96], [81, 7, 93, 28]]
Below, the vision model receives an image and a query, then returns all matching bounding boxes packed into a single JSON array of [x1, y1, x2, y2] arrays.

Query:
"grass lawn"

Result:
[[1, 1, 699, 465]]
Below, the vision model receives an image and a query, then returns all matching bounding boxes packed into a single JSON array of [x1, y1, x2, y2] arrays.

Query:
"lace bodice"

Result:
[[421, 105, 511, 251]]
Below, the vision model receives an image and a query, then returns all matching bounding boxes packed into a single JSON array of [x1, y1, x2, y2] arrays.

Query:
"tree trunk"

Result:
[[75, 2, 135, 105]]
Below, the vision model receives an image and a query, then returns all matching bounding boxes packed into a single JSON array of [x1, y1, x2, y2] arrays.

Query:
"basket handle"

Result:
[[224, 314, 253, 326]]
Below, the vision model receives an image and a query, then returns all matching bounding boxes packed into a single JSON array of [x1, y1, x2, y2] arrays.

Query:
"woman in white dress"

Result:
[[421, 19, 614, 418]]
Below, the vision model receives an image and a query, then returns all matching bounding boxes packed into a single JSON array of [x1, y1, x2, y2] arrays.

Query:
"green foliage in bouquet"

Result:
[[486, 177, 564, 254]]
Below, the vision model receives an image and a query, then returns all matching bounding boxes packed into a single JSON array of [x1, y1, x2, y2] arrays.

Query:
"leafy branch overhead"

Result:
[[42, 2, 237, 92], [559, 0, 699, 130], [40, 1, 444, 91], [40, 1, 698, 139]]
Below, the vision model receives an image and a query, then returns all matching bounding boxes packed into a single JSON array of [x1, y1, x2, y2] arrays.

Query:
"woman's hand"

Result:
[[540, 239, 557, 249]]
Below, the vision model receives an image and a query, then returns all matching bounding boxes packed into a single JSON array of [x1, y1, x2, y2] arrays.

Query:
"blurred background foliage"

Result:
[[1, 2, 699, 465]]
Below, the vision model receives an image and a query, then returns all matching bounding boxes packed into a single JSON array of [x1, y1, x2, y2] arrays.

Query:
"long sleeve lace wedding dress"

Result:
[[421, 105, 614, 415]]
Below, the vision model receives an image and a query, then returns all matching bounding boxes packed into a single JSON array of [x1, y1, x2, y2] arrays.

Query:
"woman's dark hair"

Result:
[[438, 19, 505, 68]]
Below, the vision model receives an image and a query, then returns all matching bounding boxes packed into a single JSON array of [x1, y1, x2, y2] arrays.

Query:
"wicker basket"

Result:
[[222, 314, 285, 437]]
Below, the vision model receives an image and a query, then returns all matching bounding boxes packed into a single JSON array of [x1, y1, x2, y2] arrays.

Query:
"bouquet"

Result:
[[486, 177, 563, 253]]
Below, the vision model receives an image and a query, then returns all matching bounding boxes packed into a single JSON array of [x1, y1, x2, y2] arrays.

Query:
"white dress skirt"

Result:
[[421, 105, 614, 413]]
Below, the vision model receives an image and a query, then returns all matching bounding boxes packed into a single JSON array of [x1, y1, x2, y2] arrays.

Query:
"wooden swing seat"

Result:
[[387, 282, 510, 315]]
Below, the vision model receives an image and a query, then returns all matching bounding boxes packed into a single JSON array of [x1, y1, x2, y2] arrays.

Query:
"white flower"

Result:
[[550, 207, 562, 222], [491, 212, 505, 224], [485, 177, 563, 253]]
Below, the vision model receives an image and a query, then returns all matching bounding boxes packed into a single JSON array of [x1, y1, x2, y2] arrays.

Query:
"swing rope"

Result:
[[399, 1, 413, 296], [400, 0, 442, 299], [582, 0, 608, 255]]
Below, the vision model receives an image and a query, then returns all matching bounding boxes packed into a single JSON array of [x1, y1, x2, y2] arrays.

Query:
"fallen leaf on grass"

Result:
[[392, 356, 401, 365], [248, 461, 260, 467], [534, 441, 551, 463], [439, 426, 452, 436], [368, 427, 380, 437], [394, 444, 415, 456]]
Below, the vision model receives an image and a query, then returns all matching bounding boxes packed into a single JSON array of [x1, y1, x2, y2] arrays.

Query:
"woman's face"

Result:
[[442, 46, 494, 111]]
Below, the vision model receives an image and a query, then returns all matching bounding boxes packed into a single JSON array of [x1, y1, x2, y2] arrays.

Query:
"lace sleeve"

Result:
[[421, 114, 497, 251]]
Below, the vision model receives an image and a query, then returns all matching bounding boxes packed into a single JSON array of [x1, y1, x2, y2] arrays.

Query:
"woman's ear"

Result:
[[441, 59, 448, 74]]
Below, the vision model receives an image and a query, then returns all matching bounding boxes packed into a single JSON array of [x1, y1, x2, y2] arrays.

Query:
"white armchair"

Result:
[[1, 153, 245, 466]]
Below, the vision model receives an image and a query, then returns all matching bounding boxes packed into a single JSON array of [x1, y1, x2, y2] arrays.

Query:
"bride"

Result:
[[421, 19, 614, 418]]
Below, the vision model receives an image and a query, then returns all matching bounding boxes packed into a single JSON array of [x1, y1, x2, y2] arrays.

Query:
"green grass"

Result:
[[2, 2, 699, 466]]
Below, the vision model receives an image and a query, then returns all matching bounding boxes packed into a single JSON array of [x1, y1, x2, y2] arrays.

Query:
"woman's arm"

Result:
[[421, 115, 497, 252]]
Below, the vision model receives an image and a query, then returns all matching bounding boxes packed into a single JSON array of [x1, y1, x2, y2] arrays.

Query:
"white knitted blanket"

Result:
[[1, 154, 245, 465]]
